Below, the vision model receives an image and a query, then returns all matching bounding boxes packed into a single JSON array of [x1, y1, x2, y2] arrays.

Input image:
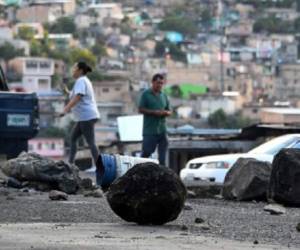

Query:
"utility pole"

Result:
[[218, 0, 225, 93]]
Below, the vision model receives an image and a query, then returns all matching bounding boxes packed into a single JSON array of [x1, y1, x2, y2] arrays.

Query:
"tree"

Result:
[[70, 48, 97, 67], [17, 26, 35, 40], [47, 16, 76, 34], [0, 42, 24, 62], [208, 109, 252, 129], [91, 44, 107, 60], [253, 15, 293, 34], [158, 15, 198, 37]]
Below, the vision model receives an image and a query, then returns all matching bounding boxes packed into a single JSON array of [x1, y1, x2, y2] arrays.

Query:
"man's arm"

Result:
[[139, 107, 171, 117]]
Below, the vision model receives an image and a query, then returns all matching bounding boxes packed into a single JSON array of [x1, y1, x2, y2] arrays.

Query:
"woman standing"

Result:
[[61, 61, 100, 165]]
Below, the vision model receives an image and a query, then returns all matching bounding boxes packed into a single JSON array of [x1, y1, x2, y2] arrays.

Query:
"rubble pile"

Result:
[[1, 152, 81, 194]]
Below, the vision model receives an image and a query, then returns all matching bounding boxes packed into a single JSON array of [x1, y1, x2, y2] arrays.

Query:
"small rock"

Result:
[[183, 203, 193, 210], [194, 217, 205, 224], [264, 204, 286, 215], [84, 189, 103, 198], [214, 194, 223, 200], [296, 223, 300, 232], [187, 190, 197, 198], [253, 240, 259, 245], [49, 190, 68, 201], [181, 225, 188, 231], [195, 223, 210, 231]]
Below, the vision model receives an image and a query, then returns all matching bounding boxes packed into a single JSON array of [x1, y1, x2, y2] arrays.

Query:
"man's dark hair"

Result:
[[77, 61, 92, 75], [152, 73, 164, 82]]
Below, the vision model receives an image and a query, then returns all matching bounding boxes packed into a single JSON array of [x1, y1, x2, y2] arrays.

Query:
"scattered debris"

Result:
[[107, 162, 187, 225], [183, 203, 193, 210], [263, 204, 286, 215], [186, 183, 222, 199], [49, 190, 68, 201], [187, 190, 196, 198], [84, 189, 103, 198], [194, 223, 210, 231]]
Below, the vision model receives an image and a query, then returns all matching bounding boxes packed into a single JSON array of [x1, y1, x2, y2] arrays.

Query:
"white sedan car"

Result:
[[180, 134, 300, 184]]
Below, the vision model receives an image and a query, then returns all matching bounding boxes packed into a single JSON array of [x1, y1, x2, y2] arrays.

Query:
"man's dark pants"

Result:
[[141, 133, 168, 166]]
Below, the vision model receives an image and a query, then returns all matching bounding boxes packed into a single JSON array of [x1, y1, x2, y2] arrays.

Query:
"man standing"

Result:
[[138, 73, 171, 166]]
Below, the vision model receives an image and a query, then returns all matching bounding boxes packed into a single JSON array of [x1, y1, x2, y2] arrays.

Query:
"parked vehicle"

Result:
[[180, 134, 300, 184], [0, 65, 39, 159]]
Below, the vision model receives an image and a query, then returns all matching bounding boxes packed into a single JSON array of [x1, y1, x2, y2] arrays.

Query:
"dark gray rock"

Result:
[[80, 178, 94, 190], [49, 190, 68, 201], [7, 177, 22, 189], [107, 162, 187, 225], [1, 152, 80, 194], [222, 158, 271, 201], [269, 149, 300, 206], [195, 217, 205, 224]]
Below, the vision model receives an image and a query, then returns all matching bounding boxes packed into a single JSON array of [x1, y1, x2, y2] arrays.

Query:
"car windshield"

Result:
[[248, 135, 299, 155]]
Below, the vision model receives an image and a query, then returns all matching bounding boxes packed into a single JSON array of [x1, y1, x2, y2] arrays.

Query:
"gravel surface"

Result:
[[0, 187, 299, 248]]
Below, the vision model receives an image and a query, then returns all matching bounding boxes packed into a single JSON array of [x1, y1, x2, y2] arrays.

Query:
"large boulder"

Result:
[[222, 158, 271, 201], [107, 162, 187, 225], [268, 149, 300, 206], [1, 152, 80, 194]]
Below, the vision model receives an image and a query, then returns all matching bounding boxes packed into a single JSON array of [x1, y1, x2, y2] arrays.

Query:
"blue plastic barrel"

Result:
[[96, 154, 117, 187]]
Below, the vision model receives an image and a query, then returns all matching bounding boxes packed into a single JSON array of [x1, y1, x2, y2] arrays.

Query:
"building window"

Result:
[[38, 143, 42, 150], [103, 88, 109, 93], [26, 61, 38, 69], [40, 61, 51, 69], [51, 143, 55, 150], [115, 87, 120, 91]]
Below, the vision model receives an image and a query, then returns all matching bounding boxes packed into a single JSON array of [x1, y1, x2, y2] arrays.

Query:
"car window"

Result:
[[290, 141, 300, 149], [248, 136, 299, 155]]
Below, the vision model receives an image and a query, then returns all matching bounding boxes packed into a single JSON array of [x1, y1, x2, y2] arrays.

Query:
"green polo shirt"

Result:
[[139, 88, 170, 135]]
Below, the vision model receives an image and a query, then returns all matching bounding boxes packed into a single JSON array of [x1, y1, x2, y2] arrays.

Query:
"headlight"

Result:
[[188, 163, 203, 169], [204, 162, 230, 169]]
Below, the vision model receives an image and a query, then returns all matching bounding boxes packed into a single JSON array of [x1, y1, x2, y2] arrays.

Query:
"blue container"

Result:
[[96, 154, 117, 187]]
